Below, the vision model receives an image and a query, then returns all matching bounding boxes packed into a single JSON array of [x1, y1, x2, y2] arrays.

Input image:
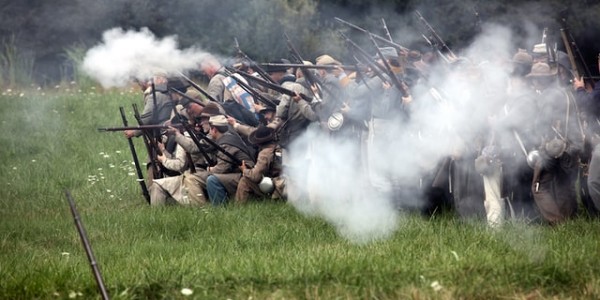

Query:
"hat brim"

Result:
[[526, 69, 557, 78], [248, 129, 276, 145]]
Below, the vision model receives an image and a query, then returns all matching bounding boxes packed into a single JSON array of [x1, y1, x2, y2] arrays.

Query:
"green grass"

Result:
[[1, 87, 600, 299]]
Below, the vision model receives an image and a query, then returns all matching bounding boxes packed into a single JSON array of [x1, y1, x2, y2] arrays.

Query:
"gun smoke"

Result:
[[82, 27, 212, 88], [287, 21, 546, 244]]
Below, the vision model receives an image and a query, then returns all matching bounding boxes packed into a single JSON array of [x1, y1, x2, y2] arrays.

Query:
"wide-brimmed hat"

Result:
[[167, 77, 190, 93], [248, 126, 276, 144], [200, 102, 221, 117], [526, 62, 557, 77], [512, 49, 533, 65]]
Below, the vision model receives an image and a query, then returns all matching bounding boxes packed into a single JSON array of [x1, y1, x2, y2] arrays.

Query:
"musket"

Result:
[[177, 72, 219, 103], [283, 32, 323, 98], [119, 107, 150, 204], [234, 37, 278, 84], [235, 70, 313, 102], [369, 34, 410, 97], [338, 31, 394, 87], [195, 129, 243, 166], [381, 18, 393, 43], [132, 103, 163, 180], [335, 17, 409, 54], [170, 105, 216, 168], [169, 88, 206, 107], [558, 12, 593, 82], [65, 190, 110, 300], [414, 11, 457, 62], [98, 124, 185, 132], [259, 63, 362, 72], [170, 85, 251, 127]]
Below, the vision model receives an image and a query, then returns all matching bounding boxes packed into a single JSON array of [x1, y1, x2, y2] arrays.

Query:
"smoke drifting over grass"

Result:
[[287, 21, 544, 243], [82, 27, 211, 88]]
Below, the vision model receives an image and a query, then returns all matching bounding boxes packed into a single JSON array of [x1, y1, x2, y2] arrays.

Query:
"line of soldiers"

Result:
[[120, 32, 600, 227]]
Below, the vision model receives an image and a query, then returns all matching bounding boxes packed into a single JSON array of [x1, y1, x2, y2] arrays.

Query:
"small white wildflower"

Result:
[[70, 81, 76, 85], [97, 168, 103, 171], [53, 109, 59, 114], [31, 159, 36, 162], [91, 86, 96, 90], [106, 189, 112, 193], [115, 150, 121, 154], [6, 88, 12, 93], [61, 252, 70, 256], [99, 152, 105, 155], [68, 291, 77, 298], [53, 292, 60, 297], [19, 93, 24, 97], [128, 172, 136, 176], [77, 292, 83, 296], [110, 195, 115, 198], [41, 92, 45, 96], [12, 167, 17, 170], [180, 288, 193, 296], [37, 86, 42, 90], [103, 154, 110, 158], [78, 89, 82, 93], [430, 281, 442, 292], [55, 85, 60, 89], [109, 164, 115, 168], [100, 176, 105, 180]]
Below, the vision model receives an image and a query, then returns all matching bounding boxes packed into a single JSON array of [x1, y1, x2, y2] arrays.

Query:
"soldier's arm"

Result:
[[243, 147, 273, 183], [206, 75, 225, 103], [209, 144, 236, 174]]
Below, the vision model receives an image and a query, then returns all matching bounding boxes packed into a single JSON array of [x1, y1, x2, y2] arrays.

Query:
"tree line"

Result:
[[0, 0, 598, 87]]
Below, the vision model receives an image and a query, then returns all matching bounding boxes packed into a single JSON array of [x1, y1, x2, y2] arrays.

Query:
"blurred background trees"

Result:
[[0, 0, 598, 87]]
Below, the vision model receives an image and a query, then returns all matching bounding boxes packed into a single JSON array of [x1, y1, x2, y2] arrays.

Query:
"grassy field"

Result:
[[1, 86, 600, 299]]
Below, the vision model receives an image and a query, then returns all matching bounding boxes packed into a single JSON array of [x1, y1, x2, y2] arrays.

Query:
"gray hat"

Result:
[[526, 62, 557, 77], [374, 47, 399, 60], [512, 49, 533, 66]]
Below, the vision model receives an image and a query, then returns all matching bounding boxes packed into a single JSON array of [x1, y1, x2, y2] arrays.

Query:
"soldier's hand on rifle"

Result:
[[124, 130, 136, 139], [292, 92, 302, 103], [402, 95, 413, 105], [157, 153, 166, 164], [165, 126, 180, 136], [239, 160, 247, 172], [573, 76, 585, 90], [227, 116, 237, 126], [382, 81, 392, 90]]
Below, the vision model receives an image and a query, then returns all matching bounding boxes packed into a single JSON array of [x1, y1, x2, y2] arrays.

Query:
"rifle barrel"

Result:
[[335, 17, 409, 53], [236, 70, 313, 102], [98, 124, 184, 132], [65, 190, 110, 300], [259, 63, 360, 71]]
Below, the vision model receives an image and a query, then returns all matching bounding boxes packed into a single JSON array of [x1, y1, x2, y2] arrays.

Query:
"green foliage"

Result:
[[0, 35, 35, 88], [62, 44, 97, 90], [1, 89, 600, 299]]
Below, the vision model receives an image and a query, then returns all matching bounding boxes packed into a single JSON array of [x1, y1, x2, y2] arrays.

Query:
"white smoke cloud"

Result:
[[82, 27, 211, 88], [286, 22, 542, 243]]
